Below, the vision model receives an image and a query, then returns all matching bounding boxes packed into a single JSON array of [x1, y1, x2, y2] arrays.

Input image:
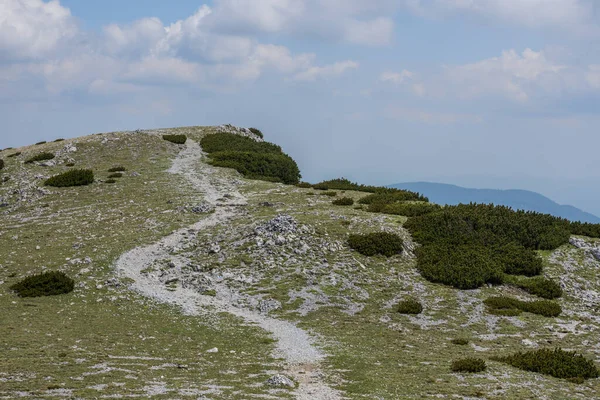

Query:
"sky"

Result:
[[1, 0, 600, 215]]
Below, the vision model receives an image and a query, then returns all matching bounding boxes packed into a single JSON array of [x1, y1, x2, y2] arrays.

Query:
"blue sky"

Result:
[[1, 0, 600, 215]]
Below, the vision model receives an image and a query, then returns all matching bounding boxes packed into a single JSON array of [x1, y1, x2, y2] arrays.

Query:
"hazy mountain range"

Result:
[[390, 182, 600, 224]]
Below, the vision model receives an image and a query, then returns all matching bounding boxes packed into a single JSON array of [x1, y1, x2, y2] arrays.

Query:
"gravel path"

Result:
[[114, 140, 344, 399]]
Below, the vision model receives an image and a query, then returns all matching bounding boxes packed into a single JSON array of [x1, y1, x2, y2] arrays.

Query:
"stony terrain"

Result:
[[1, 126, 600, 399]]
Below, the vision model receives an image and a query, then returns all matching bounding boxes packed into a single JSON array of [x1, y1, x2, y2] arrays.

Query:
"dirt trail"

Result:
[[114, 140, 344, 399]]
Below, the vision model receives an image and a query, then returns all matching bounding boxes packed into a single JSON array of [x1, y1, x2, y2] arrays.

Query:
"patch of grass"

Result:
[[451, 358, 487, 373], [45, 169, 94, 187], [108, 173, 123, 178], [348, 232, 404, 257], [492, 349, 599, 381], [163, 134, 187, 144], [25, 152, 55, 164], [9, 271, 74, 297], [397, 298, 423, 315], [483, 296, 561, 317], [108, 166, 126, 172]]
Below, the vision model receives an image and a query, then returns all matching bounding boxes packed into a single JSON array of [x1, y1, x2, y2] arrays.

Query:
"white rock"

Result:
[[206, 347, 219, 353]]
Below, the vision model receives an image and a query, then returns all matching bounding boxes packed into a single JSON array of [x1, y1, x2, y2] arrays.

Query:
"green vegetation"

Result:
[[108, 173, 123, 178], [332, 197, 354, 206], [9, 271, 74, 297], [105, 179, 117, 184], [54, 138, 65, 142], [296, 182, 312, 188], [44, 169, 94, 187], [35, 141, 47, 145], [451, 358, 487, 373], [348, 232, 403, 257], [319, 191, 337, 197], [311, 178, 428, 201], [570, 221, 600, 238], [451, 338, 469, 345], [415, 243, 503, 289], [0, 159, 4, 170], [108, 166, 126, 172], [249, 127, 264, 138], [162, 134, 187, 144], [483, 296, 561, 317], [492, 349, 599, 381], [397, 298, 423, 314], [25, 152, 55, 164], [66, 163, 75, 167], [505, 275, 563, 299], [201, 133, 301, 184], [369, 202, 441, 216], [7, 152, 21, 158]]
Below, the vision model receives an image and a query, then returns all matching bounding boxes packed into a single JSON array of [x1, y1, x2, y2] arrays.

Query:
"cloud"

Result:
[[384, 105, 483, 125], [293, 60, 359, 81], [0, 0, 78, 59], [380, 70, 413, 84]]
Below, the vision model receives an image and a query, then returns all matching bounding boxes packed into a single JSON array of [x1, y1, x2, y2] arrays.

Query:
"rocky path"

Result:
[[113, 140, 344, 400]]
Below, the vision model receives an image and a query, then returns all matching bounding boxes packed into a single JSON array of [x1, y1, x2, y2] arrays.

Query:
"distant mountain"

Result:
[[390, 182, 600, 224]]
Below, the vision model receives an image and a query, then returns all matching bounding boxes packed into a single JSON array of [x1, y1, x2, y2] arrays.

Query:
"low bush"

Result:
[[249, 127, 264, 138], [415, 243, 504, 289], [35, 141, 47, 145], [44, 169, 94, 187], [201, 132, 282, 154], [163, 134, 187, 144], [105, 179, 117, 184], [10, 271, 74, 297], [492, 348, 599, 380], [372, 202, 441, 216], [209, 151, 301, 184], [451, 338, 469, 345], [320, 191, 337, 197], [484, 296, 561, 317], [108, 166, 126, 172], [348, 232, 404, 257], [296, 182, 313, 188], [359, 191, 429, 205], [108, 173, 123, 178], [25, 152, 55, 164], [495, 243, 543, 277], [7, 152, 21, 158], [54, 138, 65, 142], [505, 275, 563, 299], [312, 178, 428, 201], [397, 298, 423, 314], [451, 358, 487, 373], [569, 222, 600, 239], [0, 159, 4, 170], [332, 197, 354, 206], [65, 163, 75, 167]]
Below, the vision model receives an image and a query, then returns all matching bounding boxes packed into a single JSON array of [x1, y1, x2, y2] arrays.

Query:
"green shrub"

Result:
[[494, 243, 543, 276], [492, 349, 599, 380], [108, 166, 126, 172], [569, 222, 600, 239], [451, 338, 469, 345], [44, 169, 94, 187], [201, 132, 282, 154], [209, 151, 301, 184], [65, 163, 75, 167], [320, 191, 337, 197], [484, 296, 561, 317], [25, 152, 55, 164], [249, 127, 264, 138], [348, 232, 404, 257], [7, 152, 21, 158], [10, 271, 74, 297], [505, 275, 563, 299], [415, 243, 504, 289], [105, 179, 117, 184], [373, 202, 441, 216], [359, 191, 429, 205], [162, 134, 187, 144], [35, 141, 47, 145], [108, 173, 123, 178], [451, 358, 487, 373], [54, 138, 65, 142], [0, 159, 4, 170], [397, 298, 423, 314], [332, 197, 354, 206], [312, 178, 428, 201], [296, 182, 313, 188]]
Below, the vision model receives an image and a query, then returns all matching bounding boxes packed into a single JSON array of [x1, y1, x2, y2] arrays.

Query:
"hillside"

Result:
[[1, 126, 600, 400], [390, 182, 600, 223]]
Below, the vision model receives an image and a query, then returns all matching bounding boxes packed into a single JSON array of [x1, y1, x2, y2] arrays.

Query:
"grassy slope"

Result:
[[1, 127, 599, 399]]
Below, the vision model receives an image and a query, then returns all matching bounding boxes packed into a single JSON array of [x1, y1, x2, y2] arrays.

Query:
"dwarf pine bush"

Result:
[[108, 173, 123, 178], [296, 182, 313, 188], [451, 358, 487, 373], [319, 191, 337, 197], [25, 152, 55, 164], [332, 197, 354, 206], [397, 298, 423, 314], [7, 152, 21, 158], [45, 169, 94, 187], [451, 338, 469, 345], [10, 271, 74, 297], [348, 232, 404, 257], [0, 159, 4, 170], [163, 134, 187, 144], [370, 202, 441, 216], [492, 349, 599, 380], [108, 166, 126, 172], [249, 127, 264, 138], [505, 275, 563, 299], [35, 141, 47, 145], [105, 179, 117, 184], [484, 296, 561, 317]]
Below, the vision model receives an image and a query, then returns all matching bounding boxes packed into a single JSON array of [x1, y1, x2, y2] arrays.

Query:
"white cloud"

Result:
[[0, 0, 78, 59], [293, 60, 359, 81], [380, 70, 413, 84]]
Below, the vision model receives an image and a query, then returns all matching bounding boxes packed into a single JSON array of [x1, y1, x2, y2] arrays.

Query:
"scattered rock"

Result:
[[266, 374, 295, 388], [209, 243, 221, 254], [206, 347, 219, 353]]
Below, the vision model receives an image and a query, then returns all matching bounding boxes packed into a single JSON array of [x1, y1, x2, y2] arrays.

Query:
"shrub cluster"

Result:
[[35, 141, 47, 145], [7, 152, 21, 158], [10, 271, 74, 297], [25, 152, 55, 164], [45, 169, 94, 187], [163, 134, 187, 144], [249, 127, 264, 138], [296, 182, 313, 188], [319, 191, 337, 197], [108, 166, 126, 172], [484, 296, 561, 317], [0, 159, 4, 170], [451, 338, 469, 345], [348, 232, 404, 257], [332, 197, 354, 206], [397, 298, 423, 314], [54, 138, 65, 142], [66, 163, 75, 167], [569, 222, 600, 239], [370, 202, 441, 216], [492, 349, 599, 381], [415, 243, 503, 289], [311, 178, 428, 201], [451, 358, 487, 373], [201, 133, 301, 184], [505, 275, 563, 299], [108, 173, 123, 178], [105, 179, 116, 184]]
